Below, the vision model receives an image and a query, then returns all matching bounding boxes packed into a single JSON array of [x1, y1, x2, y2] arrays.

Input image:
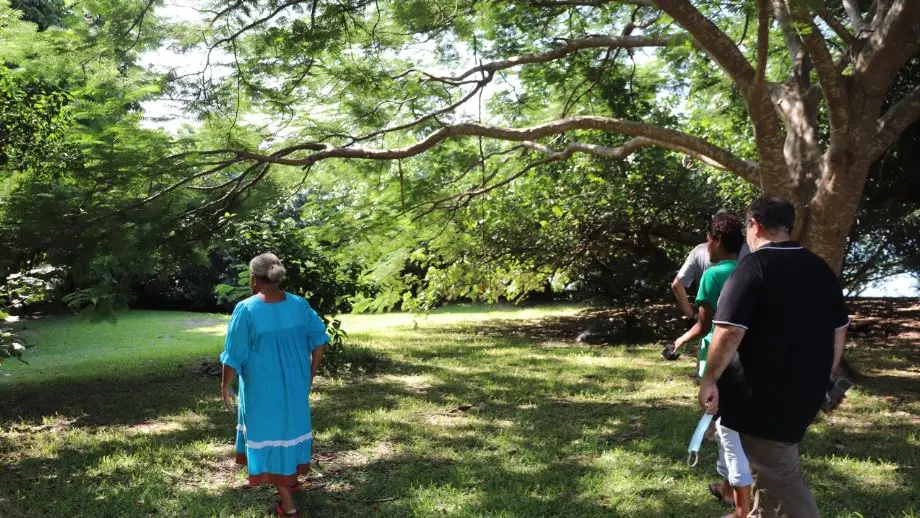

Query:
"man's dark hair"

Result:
[[710, 211, 744, 254], [746, 196, 796, 234]]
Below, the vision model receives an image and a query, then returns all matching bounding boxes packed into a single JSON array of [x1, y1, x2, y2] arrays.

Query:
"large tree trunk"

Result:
[[796, 165, 867, 275], [756, 70, 890, 276]]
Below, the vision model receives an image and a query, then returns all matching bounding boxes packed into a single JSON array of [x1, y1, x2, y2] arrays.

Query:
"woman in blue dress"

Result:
[[220, 253, 329, 518]]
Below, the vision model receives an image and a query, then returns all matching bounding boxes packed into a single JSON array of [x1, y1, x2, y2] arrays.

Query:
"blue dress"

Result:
[[220, 292, 330, 486]]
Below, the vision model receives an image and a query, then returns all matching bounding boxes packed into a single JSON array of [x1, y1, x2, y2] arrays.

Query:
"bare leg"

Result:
[[731, 485, 751, 517], [276, 485, 296, 514], [719, 480, 735, 505]]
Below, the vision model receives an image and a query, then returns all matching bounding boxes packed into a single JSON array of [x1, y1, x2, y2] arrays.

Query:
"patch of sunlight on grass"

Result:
[[187, 322, 228, 336], [819, 456, 901, 490], [581, 448, 704, 515], [409, 485, 484, 516], [2, 311, 225, 386], [340, 303, 587, 333], [2, 303, 918, 517]]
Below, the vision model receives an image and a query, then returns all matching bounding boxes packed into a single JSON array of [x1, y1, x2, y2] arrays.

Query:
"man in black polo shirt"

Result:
[[699, 196, 849, 518]]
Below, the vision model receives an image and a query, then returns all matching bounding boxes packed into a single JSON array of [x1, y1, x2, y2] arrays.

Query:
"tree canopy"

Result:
[[0, 0, 917, 322]]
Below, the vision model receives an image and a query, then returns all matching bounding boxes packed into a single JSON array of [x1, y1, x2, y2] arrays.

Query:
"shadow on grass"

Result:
[[2, 301, 919, 517], [0, 372, 218, 426], [403, 302, 689, 348]]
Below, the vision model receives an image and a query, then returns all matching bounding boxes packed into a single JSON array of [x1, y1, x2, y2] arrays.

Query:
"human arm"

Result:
[[672, 247, 704, 319], [219, 303, 250, 410], [698, 324, 746, 412], [831, 327, 847, 378], [311, 346, 324, 385], [221, 364, 238, 410], [699, 258, 762, 412], [671, 277, 696, 318], [675, 302, 713, 352], [671, 277, 697, 320], [299, 296, 331, 386], [830, 275, 850, 379]]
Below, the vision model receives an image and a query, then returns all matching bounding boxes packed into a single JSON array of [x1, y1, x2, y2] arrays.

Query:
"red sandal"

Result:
[[273, 503, 302, 517]]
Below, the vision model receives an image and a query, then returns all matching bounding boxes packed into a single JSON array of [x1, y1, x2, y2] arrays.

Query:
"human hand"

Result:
[[674, 335, 687, 351], [221, 385, 235, 411], [698, 381, 719, 414]]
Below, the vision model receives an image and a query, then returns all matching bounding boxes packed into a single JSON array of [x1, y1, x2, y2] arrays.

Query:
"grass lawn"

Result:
[[1, 304, 919, 517]]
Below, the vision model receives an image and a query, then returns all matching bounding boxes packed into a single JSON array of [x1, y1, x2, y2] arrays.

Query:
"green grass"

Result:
[[1, 305, 918, 517]]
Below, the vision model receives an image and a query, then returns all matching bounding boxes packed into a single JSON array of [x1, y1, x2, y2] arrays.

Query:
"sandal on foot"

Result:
[[708, 482, 735, 507], [273, 503, 302, 518]]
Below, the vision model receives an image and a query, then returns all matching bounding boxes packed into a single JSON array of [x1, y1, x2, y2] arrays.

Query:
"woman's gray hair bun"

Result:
[[250, 253, 286, 284]]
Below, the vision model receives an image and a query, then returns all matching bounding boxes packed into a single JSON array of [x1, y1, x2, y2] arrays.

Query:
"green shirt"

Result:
[[696, 259, 738, 346]]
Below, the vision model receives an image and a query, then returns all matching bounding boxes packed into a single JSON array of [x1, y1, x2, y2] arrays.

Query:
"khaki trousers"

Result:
[[740, 433, 820, 518]]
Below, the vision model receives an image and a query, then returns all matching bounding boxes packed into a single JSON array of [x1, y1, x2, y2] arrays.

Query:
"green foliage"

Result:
[[0, 67, 72, 174], [212, 212, 358, 317], [2, 264, 64, 309], [0, 0, 916, 327], [9, 0, 67, 30], [843, 58, 920, 292], [0, 322, 29, 366], [0, 264, 64, 365], [208, 207, 361, 372]]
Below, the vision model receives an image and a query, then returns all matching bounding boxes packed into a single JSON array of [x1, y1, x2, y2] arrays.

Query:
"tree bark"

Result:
[[798, 164, 867, 274]]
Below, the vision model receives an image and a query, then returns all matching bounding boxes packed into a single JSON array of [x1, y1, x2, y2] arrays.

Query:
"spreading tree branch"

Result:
[[787, 3, 850, 146], [652, 0, 757, 96], [843, 0, 869, 34], [355, 72, 494, 144], [772, 0, 808, 88], [224, 116, 759, 182], [816, 8, 858, 46], [525, 0, 654, 6], [869, 83, 920, 163], [651, 0, 785, 178], [857, 0, 920, 94]]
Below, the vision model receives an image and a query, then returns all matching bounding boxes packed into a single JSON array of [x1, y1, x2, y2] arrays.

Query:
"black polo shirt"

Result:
[[713, 241, 849, 443]]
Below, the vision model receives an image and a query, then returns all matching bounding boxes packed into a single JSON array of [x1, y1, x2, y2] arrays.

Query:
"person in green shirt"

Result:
[[663, 211, 744, 378]]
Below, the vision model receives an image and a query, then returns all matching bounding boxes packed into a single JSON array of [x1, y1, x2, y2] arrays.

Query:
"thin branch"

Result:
[[561, 6, 654, 116], [353, 72, 494, 144], [211, 1, 306, 49], [107, 157, 240, 216], [526, 0, 654, 6], [787, 3, 850, 139], [122, 0, 156, 39], [843, 0, 869, 33], [816, 8, 858, 46], [422, 153, 567, 213], [115, 0, 157, 54], [210, 0, 246, 24], [755, 0, 770, 90], [276, 164, 314, 211], [652, 0, 757, 96], [561, 48, 613, 116], [394, 34, 684, 85]]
